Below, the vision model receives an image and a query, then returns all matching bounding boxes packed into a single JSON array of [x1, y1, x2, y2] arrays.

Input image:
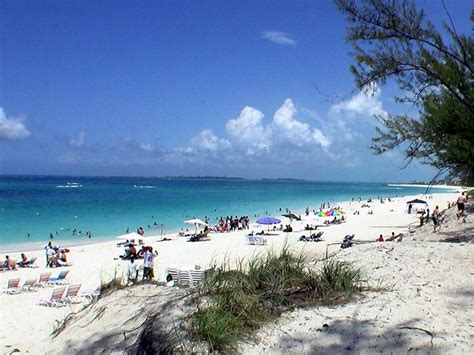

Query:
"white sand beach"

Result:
[[1, 191, 472, 353]]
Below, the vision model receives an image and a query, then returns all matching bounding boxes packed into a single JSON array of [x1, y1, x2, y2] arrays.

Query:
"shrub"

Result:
[[189, 245, 364, 351]]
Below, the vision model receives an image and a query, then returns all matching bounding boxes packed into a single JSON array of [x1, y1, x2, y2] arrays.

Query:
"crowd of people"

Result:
[[214, 216, 250, 232], [125, 246, 158, 283], [44, 241, 72, 268]]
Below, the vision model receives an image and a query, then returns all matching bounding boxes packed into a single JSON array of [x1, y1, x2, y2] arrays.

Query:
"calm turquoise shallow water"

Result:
[[0, 176, 455, 249]]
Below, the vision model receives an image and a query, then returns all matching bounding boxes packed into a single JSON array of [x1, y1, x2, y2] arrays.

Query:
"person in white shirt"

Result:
[[128, 257, 138, 283], [143, 247, 158, 280]]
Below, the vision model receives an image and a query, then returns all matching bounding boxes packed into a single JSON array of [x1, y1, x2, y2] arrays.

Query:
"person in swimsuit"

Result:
[[456, 192, 468, 219]]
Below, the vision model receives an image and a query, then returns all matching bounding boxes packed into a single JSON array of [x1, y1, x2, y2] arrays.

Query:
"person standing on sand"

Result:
[[143, 247, 158, 280], [456, 192, 468, 219], [128, 257, 138, 283], [419, 212, 424, 226], [432, 206, 440, 232]]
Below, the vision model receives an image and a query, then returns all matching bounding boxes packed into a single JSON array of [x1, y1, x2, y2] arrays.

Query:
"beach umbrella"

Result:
[[256, 216, 281, 231], [184, 218, 208, 226], [184, 218, 208, 234], [256, 217, 281, 225], [282, 213, 301, 221], [116, 232, 141, 240]]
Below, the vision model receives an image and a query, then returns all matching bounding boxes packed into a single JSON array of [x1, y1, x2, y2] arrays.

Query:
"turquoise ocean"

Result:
[[0, 176, 456, 251]]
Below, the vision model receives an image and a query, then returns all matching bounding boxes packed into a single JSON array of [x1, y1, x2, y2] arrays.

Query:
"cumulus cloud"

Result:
[[273, 99, 331, 148], [225, 106, 271, 154], [331, 82, 386, 117], [69, 131, 85, 147], [261, 31, 297, 46], [189, 129, 231, 153], [171, 99, 332, 167], [0, 107, 31, 140]]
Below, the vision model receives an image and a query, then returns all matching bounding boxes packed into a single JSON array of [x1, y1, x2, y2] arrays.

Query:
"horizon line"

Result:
[[0, 173, 456, 186]]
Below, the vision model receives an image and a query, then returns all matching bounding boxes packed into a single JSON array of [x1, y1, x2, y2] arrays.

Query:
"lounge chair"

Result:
[[189, 269, 208, 287], [247, 235, 267, 245], [299, 231, 324, 242], [188, 233, 210, 242], [165, 267, 208, 288], [22, 279, 37, 292], [0, 264, 18, 272], [19, 257, 38, 268], [177, 271, 191, 287], [37, 272, 52, 287], [61, 284, 83, 304], [165, 267, 179, 284], [4, 278, 21, 294], [47, 270, 70, 286], [341, 234, 355, 249], [39, 287, 67, 307]]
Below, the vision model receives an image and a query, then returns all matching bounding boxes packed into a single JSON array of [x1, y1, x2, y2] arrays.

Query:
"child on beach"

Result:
[[128, 257, 137, 283]]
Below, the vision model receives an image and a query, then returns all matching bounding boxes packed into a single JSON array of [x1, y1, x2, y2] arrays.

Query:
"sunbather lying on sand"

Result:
[[386, 232, 403, 241]]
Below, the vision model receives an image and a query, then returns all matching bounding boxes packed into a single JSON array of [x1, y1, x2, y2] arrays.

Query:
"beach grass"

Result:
[[189, 244, 364, 352]]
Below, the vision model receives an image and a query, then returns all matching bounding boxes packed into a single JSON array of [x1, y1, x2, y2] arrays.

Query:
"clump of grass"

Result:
[[316, 260, 363, 304], [189, 244, 364, 352], [99, 266, 126, 297]]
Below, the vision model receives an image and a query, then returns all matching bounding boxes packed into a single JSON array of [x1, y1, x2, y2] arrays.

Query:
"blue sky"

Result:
[[1, 0, 471, 182]]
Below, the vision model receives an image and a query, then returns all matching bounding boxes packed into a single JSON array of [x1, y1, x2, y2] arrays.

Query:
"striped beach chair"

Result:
[[22, 279, 37, 292], [5, 278, 21, 294], [39, 287, 66, 307]]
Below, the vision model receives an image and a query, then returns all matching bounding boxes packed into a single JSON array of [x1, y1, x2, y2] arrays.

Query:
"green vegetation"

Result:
[[189, 246, 364, 352], [335, 0, 474, 185]]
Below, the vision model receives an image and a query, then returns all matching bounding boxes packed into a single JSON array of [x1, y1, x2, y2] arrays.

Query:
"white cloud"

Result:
[[69, 131, 85, 147], [331, 82, 386, 117], [225, 106, 271, 154], [261, 31, 297, 46], [139, 143, 154, 152], [0, 107, 31, 140], [189, 129, 231, 153], [174, 99, 331, 165], [272, 99, 331, 148]]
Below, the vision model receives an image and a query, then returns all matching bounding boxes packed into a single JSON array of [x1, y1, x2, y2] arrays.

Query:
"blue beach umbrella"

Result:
[[256, 217, 281, 225]]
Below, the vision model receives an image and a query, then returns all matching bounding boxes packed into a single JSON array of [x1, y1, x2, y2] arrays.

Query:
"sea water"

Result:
[[0, 176, 456, 250]]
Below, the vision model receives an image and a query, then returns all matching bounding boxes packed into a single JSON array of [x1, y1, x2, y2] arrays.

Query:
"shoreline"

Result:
[[0, 189, 459, 257], [1, 189, 462, 255], [1, 179, 462, 250], [387, 183, 466, 189]]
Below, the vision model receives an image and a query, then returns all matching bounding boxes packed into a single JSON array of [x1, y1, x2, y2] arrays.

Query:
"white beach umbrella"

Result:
[[184, 218, 208, 227], [116, 232, 141, 240], [184, 218, 208, 234]]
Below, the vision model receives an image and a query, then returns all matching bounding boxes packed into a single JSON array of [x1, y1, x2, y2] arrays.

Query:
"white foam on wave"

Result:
[[133, 185, 156, 189], [56, 185, 82, 188]]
